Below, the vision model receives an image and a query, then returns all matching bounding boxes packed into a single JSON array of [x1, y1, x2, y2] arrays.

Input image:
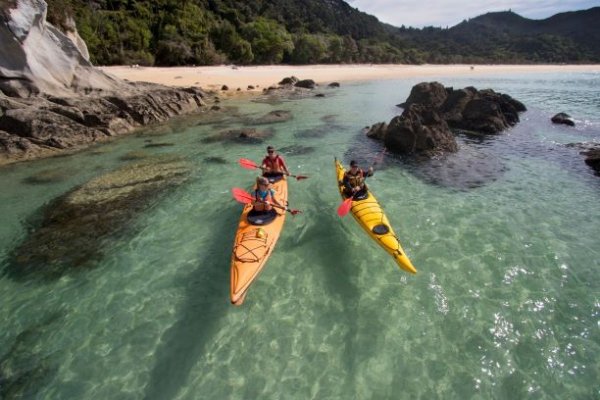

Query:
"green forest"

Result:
[[45, 0, 600, 66]]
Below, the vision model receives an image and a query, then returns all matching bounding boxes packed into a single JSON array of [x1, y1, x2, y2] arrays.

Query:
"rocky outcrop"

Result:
[[0, 0, 213, 165], [8, 156, 191, 278], [401, 82, 526, 134], [367, 82, 526, 157], [551, 112, 575, 126], [0, 84, 208, 164]]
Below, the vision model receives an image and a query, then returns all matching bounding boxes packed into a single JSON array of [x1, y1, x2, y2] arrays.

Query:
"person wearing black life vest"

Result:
[[261, 146, 290, 178], [343, 160, 374, 198]]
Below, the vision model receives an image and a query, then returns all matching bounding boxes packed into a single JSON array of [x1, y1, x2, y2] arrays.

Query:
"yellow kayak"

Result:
[[335, 158, 416, 274], [230, 176, 288, 305]]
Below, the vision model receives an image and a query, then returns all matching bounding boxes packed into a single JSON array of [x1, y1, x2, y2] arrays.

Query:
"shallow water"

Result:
[[1, 71, 599, 399]]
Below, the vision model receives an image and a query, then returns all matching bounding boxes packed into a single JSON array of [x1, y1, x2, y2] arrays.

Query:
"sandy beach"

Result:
[[100, 64, 599, 94]]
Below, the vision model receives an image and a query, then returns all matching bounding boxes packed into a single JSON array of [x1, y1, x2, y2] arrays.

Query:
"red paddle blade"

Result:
[[337, 197, 353, 217], [289, 209, 302, 215], [232, 187, 253, 204], [238, 158, 259, 170], [294, 175, 309, 181]]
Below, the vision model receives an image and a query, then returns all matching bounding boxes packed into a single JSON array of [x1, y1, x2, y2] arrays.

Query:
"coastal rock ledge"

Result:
[[0, 0, 212, 166]]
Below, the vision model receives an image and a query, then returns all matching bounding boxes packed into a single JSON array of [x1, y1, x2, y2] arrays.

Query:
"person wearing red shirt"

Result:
[[261, 146, 290, 178]]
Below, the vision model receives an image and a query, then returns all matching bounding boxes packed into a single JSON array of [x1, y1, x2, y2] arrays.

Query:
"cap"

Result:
[[350, 160, 358, 167]]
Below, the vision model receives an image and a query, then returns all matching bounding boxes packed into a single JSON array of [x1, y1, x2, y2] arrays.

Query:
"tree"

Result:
[[242, 17, 293, 64]]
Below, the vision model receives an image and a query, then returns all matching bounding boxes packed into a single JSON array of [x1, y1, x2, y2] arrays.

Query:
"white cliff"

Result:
[[0, 0, 123, 97]]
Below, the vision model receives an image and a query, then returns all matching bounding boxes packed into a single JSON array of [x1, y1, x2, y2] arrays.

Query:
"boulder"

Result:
[[328, 82, 340, 88], [551, 112, 575, 126], [364, 122, 388, 140], [400, 81, 448, 108], [370, 82, 526, 160], [581, 145, 600, 175], [383, 104, 458, 156], [279, 76, 299, 85], [295, 79, 316, 89]]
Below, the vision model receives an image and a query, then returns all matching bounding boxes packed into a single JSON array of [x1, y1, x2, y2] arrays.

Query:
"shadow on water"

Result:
[[293, 189, 365, 382], [142, 205, 238, 400]]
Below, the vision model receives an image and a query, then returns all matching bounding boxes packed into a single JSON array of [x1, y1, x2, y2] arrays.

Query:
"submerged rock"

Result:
[[200, 127, 275, 144], [278, 145, 315, 156], [204, 156, 228, 164], [22, 168, 70, 184], [9, 156, 191, 278], [246, 110, 292, 125]]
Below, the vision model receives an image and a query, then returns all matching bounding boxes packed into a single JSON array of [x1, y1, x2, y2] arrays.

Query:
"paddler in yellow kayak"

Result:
[[342, 160, 374, 199]]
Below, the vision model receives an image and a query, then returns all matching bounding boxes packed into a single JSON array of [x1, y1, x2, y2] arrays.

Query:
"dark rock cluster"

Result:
[[366, 81, 526, 157]]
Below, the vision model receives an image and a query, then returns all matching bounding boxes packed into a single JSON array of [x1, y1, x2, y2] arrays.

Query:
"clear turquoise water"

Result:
[[1, 71, 599, 399]]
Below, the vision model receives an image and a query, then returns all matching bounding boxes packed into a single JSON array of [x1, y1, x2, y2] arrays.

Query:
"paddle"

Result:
[[337, 148, 386, 218], [336, 195, 356, 217], [238, 158, 309, 181], [231, 188, 302, 215]]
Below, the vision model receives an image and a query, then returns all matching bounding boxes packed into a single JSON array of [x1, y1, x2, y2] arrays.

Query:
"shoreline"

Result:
[[100, 64, 600, 93]]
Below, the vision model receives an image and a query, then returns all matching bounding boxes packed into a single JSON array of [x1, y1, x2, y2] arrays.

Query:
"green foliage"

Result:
[[242, 17, 294, 64], [290, 34, 327, 64], [50, 1, 600, 66]]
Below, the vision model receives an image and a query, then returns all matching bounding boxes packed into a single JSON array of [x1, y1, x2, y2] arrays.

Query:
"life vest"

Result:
[[345, 169, 365, 188], [262, 155, 285, 173], [255, 188, 275, 202]]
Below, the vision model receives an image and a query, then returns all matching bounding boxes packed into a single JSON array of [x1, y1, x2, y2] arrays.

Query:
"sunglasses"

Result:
[[268, 150, 274, 154]]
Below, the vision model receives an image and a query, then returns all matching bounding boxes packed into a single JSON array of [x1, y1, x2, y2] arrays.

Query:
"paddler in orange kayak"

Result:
[[261, 145, 291, 179], [252, 176, 284, 212]]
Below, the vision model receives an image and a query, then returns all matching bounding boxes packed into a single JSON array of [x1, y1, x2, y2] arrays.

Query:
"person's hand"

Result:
[[353, 186, 360, 192], [264, 201, 270, 206], [286, 171, 291, 176], [368, 166, 374, 173]]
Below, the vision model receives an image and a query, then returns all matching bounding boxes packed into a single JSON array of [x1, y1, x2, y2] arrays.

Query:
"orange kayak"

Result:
[[230, 176, 288, 305]]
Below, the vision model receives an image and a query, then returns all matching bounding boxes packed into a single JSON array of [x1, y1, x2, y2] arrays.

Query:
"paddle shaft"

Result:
[[232, 188, 300, 215]]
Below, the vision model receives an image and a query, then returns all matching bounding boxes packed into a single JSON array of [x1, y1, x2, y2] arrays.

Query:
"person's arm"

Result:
[[280, 156, 290, 175], [364, 167, 374, 178], [267, 189, 283, 207]]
